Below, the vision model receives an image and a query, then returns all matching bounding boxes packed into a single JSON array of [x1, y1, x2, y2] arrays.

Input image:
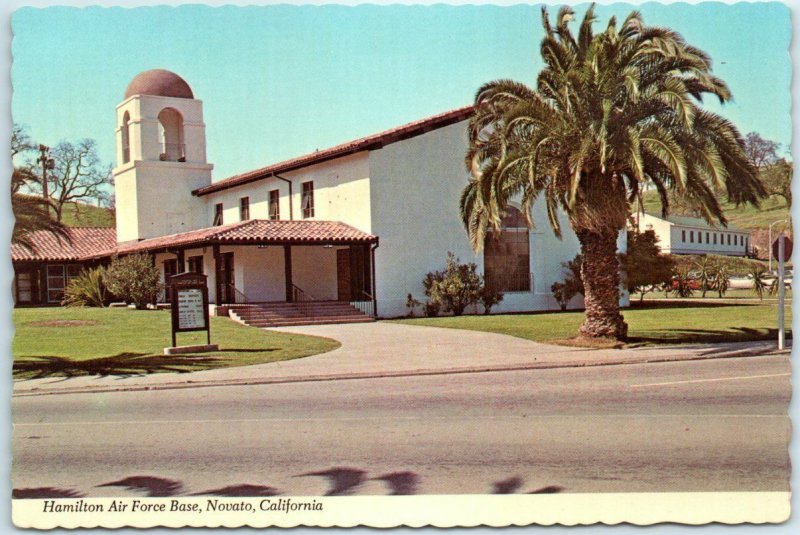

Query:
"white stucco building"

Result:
[[633, 213, 752, 257], [14, 69, 628, 320]]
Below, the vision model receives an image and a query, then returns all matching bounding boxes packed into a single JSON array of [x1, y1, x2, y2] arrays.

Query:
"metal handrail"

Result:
[[225, 283, 248, 304], [291, 284, 316, 302]]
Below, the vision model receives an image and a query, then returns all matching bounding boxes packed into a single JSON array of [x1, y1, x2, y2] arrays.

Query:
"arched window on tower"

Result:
[[121, 111, 131, 164], [157, 108, 185, 162], [484, 206, 531, 292]]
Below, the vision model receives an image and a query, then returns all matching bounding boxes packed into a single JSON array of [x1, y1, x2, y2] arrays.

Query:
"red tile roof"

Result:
[[194, 105, 475, 196], [91, 220, 377, 259], [11, 227, 117, 262], [13, 221, 376, 263]]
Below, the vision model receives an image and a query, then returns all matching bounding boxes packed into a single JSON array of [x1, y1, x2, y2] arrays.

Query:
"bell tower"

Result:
[[113, 69, 213, 242]]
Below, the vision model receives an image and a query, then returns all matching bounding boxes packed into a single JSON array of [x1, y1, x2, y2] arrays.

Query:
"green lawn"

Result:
[[13, 307, 339, 379], [396, 301, 791, 346]]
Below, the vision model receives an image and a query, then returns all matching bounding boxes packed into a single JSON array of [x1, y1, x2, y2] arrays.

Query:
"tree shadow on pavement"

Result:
[[97, 476, 184, 497], [13, 487, 86, 499], [297, 467, 367, 496], [371, 471, 419, 495], [492, 476, 564, 494], [190, 484, 281, 497], [13, 353, 229, 380]]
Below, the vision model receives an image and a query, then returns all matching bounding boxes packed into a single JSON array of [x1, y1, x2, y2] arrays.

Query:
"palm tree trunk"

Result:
[[576, 228, 628, 340]]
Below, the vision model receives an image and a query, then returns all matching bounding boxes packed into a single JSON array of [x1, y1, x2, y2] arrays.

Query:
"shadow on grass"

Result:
[[13, 352, 230, 380], [627, 327, 792, 345], [628, 300, 763, 310]]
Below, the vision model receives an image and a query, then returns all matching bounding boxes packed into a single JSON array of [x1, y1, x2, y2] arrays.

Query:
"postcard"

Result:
[[7, 0, 793, 528]]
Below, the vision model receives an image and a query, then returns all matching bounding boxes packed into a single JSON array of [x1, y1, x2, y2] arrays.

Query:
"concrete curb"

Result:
[[12, 345, 789, 398]]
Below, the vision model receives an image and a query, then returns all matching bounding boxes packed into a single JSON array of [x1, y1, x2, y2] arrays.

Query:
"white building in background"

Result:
[[13, 69, 628, 318], [633, 213, 751, 257]]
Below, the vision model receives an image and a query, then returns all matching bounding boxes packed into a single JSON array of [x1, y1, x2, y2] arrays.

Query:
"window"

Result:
[[682, 230, 686, 242], [121, 111, 131, 164], [188, 256, 204, 274], [214, 203, 223, 226], [46, 264, 81, 303], [734, 235, 738, 246], [690, 231, 694, 243], [727, 234, 731, 245], [706, 232, 710, 244], [302, 181, 315, 218], [484, 206, 531, 293], [269, 189, 280, 220], [713, 233, 717, 245], [240, 197, 250, 221]]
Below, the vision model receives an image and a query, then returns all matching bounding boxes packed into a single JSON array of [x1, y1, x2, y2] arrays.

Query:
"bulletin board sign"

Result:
[[169, 272, 210, 347]]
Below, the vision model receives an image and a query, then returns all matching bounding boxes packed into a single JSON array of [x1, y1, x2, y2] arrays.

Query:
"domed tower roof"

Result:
[[124, 69, 194, 99]]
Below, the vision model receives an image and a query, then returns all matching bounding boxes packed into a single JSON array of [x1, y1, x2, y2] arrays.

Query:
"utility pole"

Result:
[[36, 144, 55, 211]]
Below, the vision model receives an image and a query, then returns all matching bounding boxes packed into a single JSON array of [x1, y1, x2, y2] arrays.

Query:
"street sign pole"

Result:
[[778, 236, 785, 350]]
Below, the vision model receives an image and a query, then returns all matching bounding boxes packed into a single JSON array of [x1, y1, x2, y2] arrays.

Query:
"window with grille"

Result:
[[214, 203, 223, 226], [240, 197, 250, 221], [484, 207, 531, 293], [302, 181, 314, 218], [269, 189, 280, 220]]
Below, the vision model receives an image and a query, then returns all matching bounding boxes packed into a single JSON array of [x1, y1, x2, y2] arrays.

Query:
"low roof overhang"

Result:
[[85, 219, 378, 260]]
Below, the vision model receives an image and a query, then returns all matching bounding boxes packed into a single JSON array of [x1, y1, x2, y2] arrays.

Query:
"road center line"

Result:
[[631, 373, 791, 388], [13, 414, 786, 427]]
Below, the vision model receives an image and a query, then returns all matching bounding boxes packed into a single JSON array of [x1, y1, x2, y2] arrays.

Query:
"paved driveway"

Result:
[[13, 320, 785, 396]]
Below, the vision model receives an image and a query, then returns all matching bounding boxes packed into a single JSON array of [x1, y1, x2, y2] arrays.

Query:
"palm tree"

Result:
[[460, 5, 764, 340], [695, 257, 714, 298], [751, 266, 768, 301]]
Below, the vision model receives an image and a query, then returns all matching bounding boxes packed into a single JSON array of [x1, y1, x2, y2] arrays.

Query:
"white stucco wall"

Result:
[[368, 121, 584, 318], [203, 153, 371, 232]]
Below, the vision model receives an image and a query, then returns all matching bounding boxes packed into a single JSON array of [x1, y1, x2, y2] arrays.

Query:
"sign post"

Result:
[[166, 272, 218, 354], [772, 236, 792, 351]]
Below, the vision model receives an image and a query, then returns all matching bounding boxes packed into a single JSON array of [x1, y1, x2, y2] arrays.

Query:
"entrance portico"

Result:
[[105, 219, 379, 314]]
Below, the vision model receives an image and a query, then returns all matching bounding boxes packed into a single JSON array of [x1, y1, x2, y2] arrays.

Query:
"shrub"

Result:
[[405, 293, 422, 317], [104, 253, 162, 309], [621, 230, 675, 302], [751, 266, 768, 301], [423, 300, 441, 317], [62, 266, 107, 307], [422, 252, 482, 316], [479, 286, 504, 314]]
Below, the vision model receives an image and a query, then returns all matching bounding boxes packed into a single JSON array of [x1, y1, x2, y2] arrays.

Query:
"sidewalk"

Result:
[[12, 322, 791, 397]]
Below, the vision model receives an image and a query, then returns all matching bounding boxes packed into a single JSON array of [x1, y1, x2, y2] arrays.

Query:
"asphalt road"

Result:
[[12, 355, 790, 497]]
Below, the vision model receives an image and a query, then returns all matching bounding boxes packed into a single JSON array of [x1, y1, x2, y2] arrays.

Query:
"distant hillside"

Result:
[[641, 191, 789, 231], [60, 201, 115, 228]]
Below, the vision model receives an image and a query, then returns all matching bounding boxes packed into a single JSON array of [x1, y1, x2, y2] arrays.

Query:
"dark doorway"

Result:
[[164, 259, 178, 302], [337, 246, 371, 301], [336, 249, 352, 301], [216, 252, 235, 303]]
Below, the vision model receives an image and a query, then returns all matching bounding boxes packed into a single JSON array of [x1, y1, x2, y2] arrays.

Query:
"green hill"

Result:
[[60, 201, 115, 228], [641, 191, 789, 231]]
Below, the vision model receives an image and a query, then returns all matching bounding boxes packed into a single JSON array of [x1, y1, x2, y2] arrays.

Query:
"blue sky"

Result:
[[11, 2, 792, 181]]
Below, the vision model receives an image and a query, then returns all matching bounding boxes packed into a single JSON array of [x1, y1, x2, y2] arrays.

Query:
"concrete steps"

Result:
[[229, 301, 374, 328]]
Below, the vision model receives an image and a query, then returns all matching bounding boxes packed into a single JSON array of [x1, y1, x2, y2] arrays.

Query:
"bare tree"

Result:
[[44, 139, 113, 222], [743, 132, 780, 170]]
